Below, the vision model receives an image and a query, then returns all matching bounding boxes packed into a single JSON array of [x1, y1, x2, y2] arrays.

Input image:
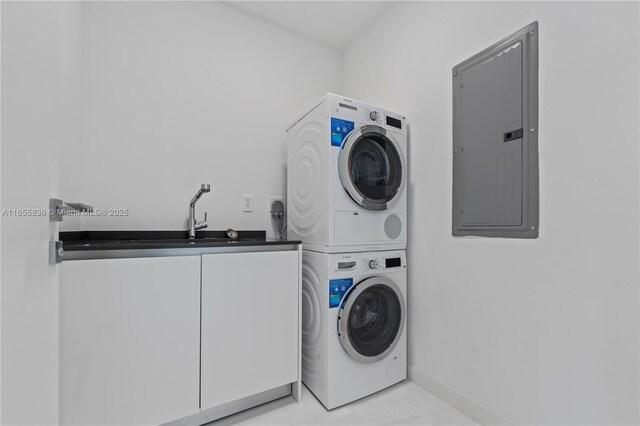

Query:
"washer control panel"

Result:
[[329, 250, 406, 276], [363, 252, 405, 272]]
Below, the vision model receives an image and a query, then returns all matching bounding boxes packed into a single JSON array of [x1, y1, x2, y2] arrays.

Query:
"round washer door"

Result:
[[338, 125, 406, 211], [337, 276, 405, 363]]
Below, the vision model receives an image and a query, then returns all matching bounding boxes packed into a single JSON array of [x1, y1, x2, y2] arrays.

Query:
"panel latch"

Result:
[[503, 128, 524, 142]]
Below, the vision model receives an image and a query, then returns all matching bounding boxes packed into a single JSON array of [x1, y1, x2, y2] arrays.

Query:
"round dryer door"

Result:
[[337, 276, 405, 363], [338, 125, 406, 211]]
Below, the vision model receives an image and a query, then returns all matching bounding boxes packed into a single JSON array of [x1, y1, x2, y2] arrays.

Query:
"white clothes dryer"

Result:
[[287, 94, 407, 253]]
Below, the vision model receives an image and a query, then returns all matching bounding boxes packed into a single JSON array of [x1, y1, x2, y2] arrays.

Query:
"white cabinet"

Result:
[[201, 251, 299, 410], [60, 256, 200, 425], [60, 248, 301, 424]]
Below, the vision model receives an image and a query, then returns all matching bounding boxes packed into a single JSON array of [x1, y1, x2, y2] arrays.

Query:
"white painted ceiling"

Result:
[[223, 1, 389, 50]]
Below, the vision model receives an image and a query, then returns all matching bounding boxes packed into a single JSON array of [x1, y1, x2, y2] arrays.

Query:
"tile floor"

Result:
[[213, 381, 479, 425]]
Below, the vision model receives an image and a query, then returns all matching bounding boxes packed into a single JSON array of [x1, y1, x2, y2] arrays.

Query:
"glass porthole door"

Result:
[[337, 276, 405, 363], [338, 126, 406, 211]]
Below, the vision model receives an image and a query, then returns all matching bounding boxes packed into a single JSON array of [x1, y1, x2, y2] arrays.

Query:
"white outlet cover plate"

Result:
[[242, 194, 254, 212]]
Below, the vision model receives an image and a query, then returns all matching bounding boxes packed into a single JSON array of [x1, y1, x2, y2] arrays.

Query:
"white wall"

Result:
[[3, 1, 638, 424], [342, 2, 639, 424], [2, 2, 339, 422], [69, 1, 341, 235], [1, 2, 82, 424]]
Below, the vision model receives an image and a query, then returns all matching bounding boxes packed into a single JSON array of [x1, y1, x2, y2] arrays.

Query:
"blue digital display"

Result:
[[331, 118, 354, 147], [329, 278, 353, 308]]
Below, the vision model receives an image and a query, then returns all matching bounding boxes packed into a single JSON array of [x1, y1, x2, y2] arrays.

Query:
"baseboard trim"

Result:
[[408, 365, 513, 425], [163, 384, 292, 425]]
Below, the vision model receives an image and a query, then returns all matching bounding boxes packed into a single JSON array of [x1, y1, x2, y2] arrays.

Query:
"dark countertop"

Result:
[[61, 230, 301, 252]]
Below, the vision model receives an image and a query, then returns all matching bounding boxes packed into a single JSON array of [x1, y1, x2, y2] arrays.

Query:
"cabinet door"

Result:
[[201, 251, 299, 409], [60, 256, 200, 425]]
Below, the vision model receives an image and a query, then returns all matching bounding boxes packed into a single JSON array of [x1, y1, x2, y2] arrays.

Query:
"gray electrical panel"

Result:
[[452, 21, 539, 238]]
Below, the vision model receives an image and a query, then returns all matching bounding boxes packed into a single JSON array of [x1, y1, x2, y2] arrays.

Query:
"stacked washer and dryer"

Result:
[[287, 93, 408, 409]]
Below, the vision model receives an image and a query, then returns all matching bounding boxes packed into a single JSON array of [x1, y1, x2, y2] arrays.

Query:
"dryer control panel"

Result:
[[328, 94, 407, 136]]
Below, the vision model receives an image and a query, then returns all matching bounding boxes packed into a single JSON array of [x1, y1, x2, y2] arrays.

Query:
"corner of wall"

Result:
[[408, 365, 512, 426]]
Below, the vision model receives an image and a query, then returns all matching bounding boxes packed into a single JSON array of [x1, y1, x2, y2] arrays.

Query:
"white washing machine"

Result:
[[302, 249, 407, 409], [287, 93, 407, 253]]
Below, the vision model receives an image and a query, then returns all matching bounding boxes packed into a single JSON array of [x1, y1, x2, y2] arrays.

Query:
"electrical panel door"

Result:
[[453, 22, 539, 238]]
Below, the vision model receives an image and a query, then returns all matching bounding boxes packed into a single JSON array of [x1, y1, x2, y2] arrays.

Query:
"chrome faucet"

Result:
[[188, 184, 210, 239]]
